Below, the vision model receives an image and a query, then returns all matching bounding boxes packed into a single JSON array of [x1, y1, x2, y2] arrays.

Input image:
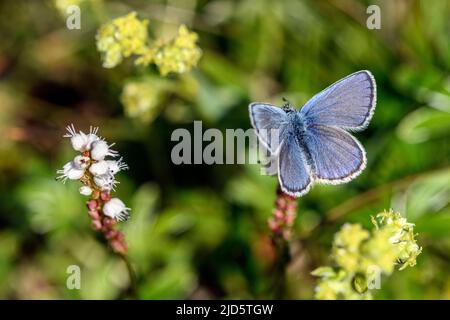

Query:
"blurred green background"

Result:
[[0, 0, 449, 299]]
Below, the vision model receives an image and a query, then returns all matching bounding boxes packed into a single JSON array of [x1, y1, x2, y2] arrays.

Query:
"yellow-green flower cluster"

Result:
[[138, 25, 203, 76], [96, 12, 149, 68], [311, 267, 372, 300], [312, 210, 422, 300], [371, 211, 422, 270], [96, 13, 202, 75], [120, 79, 165, 122]]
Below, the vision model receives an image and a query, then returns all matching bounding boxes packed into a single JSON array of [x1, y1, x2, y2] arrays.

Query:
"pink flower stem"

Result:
[[87, 193, 128, 255], [81, 151, 136, 297], [268, 185, 298, 299], [86, 194, 137, 297]]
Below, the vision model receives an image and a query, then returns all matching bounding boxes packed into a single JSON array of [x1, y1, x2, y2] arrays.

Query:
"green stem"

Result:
[[119, 253, 138, 299], [271, 235, 291, 299]]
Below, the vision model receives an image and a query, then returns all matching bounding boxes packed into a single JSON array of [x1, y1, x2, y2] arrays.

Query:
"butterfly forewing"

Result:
[[249, 103, 288, 153], [300, 70, 376, 131]]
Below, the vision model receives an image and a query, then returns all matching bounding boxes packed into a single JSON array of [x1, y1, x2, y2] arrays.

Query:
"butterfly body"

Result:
[[286, 111, 306, 137], [249, 70, 376, 197]]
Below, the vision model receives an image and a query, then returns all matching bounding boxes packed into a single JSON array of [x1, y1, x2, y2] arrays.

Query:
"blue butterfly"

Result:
[[249, 70, 376, 197]]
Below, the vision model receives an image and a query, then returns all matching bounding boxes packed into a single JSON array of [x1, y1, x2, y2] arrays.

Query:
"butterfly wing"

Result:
[[303, 124, 366, 184], [249, 103, 288, 153], [277, 135, 312, 196], [299, 70, 376, 131]]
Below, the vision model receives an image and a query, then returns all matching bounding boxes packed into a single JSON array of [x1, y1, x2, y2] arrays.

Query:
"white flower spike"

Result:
[[58, 124, 131, 223], [58, 124, 131, 254], [103, 198, 130, 221]]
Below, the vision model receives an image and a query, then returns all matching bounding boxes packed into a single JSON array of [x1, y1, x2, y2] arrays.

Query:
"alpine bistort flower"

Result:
[[79, 185, 93, 196], [103, 198, 130, 222], [64, 124, 99, 152], [93, 173, 119, 192], [89, 160, 109, 176], [56, 159, 85, 182], [56, 124, 131, 255], [90, 140, 118, 161], [73, 155, 90, 169], [107, 158, 129, 175]]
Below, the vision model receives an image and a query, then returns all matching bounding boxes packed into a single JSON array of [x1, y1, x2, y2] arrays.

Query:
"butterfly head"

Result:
[[281, 97, 295, 114]]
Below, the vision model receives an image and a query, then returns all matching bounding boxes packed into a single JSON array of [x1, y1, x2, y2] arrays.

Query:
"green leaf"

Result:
[[397, 107, 450, 143]]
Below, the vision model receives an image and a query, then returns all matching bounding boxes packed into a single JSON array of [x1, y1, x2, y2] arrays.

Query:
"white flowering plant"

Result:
[[57, 124, 130, 255]]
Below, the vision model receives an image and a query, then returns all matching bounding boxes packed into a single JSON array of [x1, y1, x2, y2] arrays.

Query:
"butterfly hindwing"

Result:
[[300, 70, 376, 131], [303, 124, 366, 184], [278, 135, 312, 197]]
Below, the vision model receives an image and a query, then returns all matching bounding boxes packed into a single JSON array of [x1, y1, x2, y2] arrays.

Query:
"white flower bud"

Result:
[[79, 186, 93, 196], [106, 158, 129, 175], [67, 167, 85, 180], [70, 133, 88, 151], [93, 175, 108, 189], [57, 160, 85, 182], [93, 174, 119, 191], [85, 126, 100, 150], [64, 124, 95, 152], [91, 140, 108, 160], [103, 198, 130, 221], [89, 160, 109, 176], [73, 155, 90, 170], [85, 135, 98, 150], [62, 161, 73, 172], [91, 140, 118, 161]]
